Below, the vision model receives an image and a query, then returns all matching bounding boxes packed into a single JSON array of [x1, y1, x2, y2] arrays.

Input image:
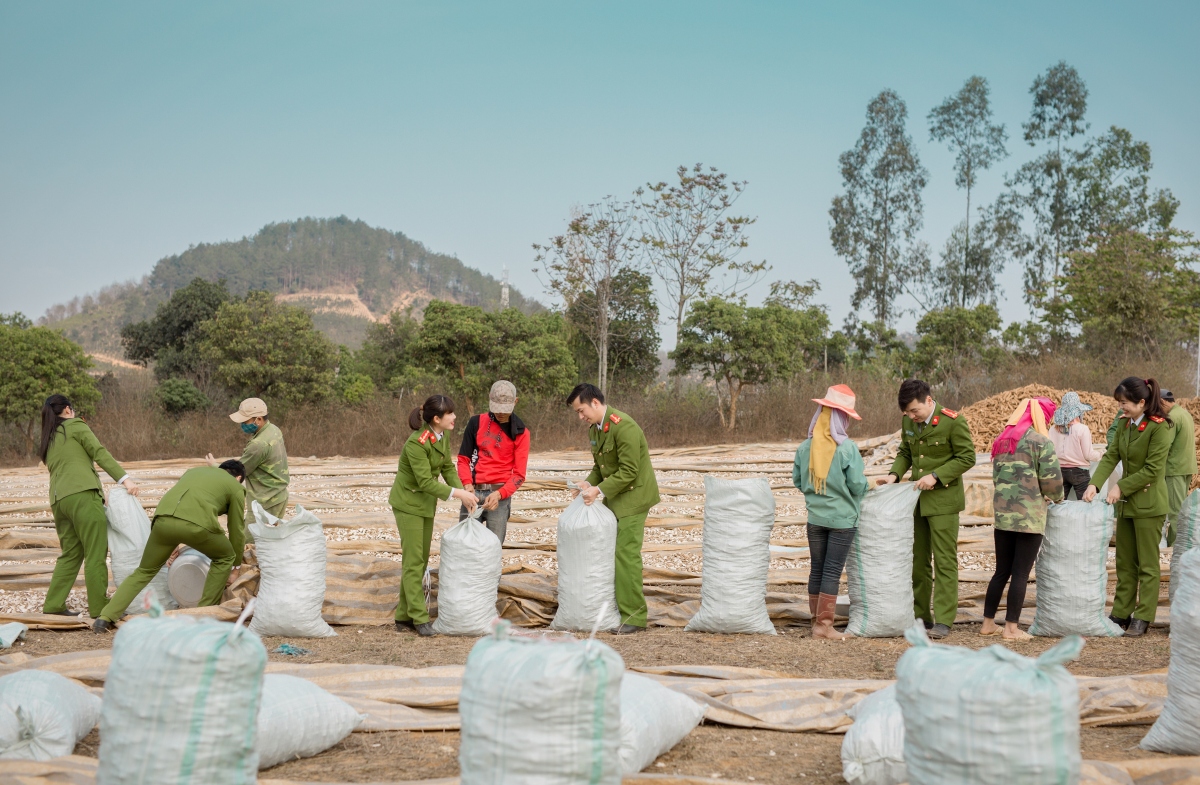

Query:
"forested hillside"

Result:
[[39, 217, 536, 352]]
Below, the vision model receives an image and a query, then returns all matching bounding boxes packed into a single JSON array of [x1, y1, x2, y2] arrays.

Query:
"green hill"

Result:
[[40, 217, 538, 353]]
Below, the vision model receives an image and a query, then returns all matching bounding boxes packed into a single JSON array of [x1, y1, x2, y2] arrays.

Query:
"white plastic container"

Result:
[[167, 547, 211, 608]]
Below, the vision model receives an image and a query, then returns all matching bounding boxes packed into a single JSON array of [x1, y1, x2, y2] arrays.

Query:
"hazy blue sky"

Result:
[[2, 2, 1197, 343]]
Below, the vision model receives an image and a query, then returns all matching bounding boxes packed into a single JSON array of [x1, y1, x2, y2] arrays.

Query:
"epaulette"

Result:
[[1150, 415, 1165, 423], [940, 408, 958, 419], [609, 413, 622, 424], [418, 430, 430, 445]]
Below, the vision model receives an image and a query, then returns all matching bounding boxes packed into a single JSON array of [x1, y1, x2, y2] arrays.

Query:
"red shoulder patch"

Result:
[[1150, 415, 1165, 423], [940, 408, 958, 418], [418, 430, 430, 445], [609, 413, 621, 424]]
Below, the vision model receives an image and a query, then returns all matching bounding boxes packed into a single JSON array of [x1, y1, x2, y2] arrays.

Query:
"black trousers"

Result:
[[984, 529, 1043, 623], [1060, 467, 1091, 500]]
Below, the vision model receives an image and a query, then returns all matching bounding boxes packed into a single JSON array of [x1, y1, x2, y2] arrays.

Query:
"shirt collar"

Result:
[[924, 403, 937, 425], [1132, 414, 1145, 427], [594, 406, 609, 430]]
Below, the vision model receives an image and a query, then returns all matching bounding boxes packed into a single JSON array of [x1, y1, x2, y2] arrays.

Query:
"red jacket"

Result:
[[456, 413, 529, 499]]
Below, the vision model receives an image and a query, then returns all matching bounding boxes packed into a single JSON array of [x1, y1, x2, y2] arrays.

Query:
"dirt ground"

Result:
[[23, 614, 1173, 784]]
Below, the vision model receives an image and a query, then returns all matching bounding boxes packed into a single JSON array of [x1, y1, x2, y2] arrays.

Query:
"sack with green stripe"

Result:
[[895, 621, 1083, 785], [1169, 489, 1199, 602], [459, 621, 623, 784], [97, 599, 267, 784], [846, 483, 919, 637]]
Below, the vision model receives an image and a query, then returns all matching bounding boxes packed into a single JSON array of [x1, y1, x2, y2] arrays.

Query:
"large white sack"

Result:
[[841, 684, 906, 785], [1029, 500, 1124, 638], [0, 670, 101, 761], [846, 483, 919, 637], [1141, 547, 1200, 753], [105, 485, 177, 613], [459, 622, 624, 785], [895, 622, 1083, 785], [248, 501, 336, 638], [619, 672, 706, 774], [685, 476, 776, 635], [98, 602, 266, 783], [432, 516, 502, 636], [1169, 490, 1199, 602], [257, 674, 363, 769], [550, 495, 621, 632]]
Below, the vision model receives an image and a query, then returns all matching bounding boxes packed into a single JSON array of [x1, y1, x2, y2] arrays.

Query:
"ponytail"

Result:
[[409, 394, 455, 430], [1113, 376, 1172, 423], [38, 394, 72, 464]]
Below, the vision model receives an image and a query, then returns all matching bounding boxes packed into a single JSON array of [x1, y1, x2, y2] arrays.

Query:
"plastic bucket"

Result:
[[167, 548, 211, 608]]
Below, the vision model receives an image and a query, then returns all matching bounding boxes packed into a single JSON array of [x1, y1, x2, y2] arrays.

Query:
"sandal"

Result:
[[1003, 629, 1033, 641], [979, 625, 1003, 636]]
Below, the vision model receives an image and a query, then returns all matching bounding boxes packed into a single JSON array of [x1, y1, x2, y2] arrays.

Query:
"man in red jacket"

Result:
[[456, 380, 530, 543]]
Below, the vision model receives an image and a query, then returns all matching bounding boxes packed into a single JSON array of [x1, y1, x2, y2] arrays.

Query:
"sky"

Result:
[[2, 2, 1198, 346]]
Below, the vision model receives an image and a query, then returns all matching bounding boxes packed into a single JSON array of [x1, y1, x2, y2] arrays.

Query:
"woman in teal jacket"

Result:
[[39, 394, 139, 618], [792, 385, 869, 640], [388, 395, 478, 636]]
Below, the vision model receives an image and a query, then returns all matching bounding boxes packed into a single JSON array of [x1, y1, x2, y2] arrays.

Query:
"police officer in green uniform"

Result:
[[1086, 377, 1173, 637], [39, 395, 140, 619], [879, 379, 975, 639], [1162, 390, 1196, 547], [389, 395, 478, 637], [568, 383, 660, 635], [93, 460, 247, 631]]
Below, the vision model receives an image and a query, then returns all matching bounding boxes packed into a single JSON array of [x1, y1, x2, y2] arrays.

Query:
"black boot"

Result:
[[1125, 618, 1149, 637], [1109, 614, 1131, 630], [415, 622, 436, 637], [395, 620, 416, 632], [46, 609, 81, 617], [92, 618, 114, 634]]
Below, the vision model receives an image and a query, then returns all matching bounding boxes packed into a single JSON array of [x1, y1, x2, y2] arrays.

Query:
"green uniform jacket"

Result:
[[792, 438, 870, 529], [240, 422, 290, 509], [1093, 415, 1172, 519], [45, 418, 126, 503], [1166, 405, 1197, 477], [155, 466, 247, 566], [889, 404, 976, 517], [388, 425, 464, 518], [585, 407, 660, 519]]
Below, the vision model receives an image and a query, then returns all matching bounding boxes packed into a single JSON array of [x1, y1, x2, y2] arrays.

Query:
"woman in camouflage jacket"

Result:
[[981, 397, 1064, 640]]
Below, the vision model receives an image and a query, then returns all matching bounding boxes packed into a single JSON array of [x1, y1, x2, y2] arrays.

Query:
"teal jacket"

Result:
[[45, 418, 126, 504], [793, 439, 870, 529]]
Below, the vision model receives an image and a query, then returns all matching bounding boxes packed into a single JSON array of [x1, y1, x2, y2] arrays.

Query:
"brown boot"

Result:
[[808, 594, 818, 628], [813, 593, 850, 640]]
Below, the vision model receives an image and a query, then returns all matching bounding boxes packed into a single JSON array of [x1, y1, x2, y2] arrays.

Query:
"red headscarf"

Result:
[[991, 397, 1057, 460]]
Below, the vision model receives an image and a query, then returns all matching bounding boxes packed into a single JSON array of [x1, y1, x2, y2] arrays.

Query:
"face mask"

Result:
[[241, 423, 259, 435]]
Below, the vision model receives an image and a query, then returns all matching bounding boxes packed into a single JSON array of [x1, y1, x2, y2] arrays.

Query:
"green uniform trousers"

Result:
[[394, 510, 434, 624], [912, 511, 960, 627], [615, 513, 648, 628], [100, 515, 236, 622], [1114, 516, 1163, 623], [1165, 475, 1192, 547], [45, 490, 110, 618]]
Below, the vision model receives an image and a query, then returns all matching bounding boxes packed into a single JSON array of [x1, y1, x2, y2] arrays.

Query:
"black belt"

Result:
[[473, 483, 505, 491]]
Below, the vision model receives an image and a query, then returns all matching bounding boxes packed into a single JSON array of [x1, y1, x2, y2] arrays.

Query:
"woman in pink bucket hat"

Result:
[[792, 384, 869, 640]]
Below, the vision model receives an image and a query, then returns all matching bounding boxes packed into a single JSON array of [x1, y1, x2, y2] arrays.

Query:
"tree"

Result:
[[671, 295, 827, 430], [120, 277, 231, 381], [912, 304, 1006, 388], [486, 310, 578, 403], [637, 164, 767, 345], [926, 205, 1019, 308], [155, 378, 211, 415], [928, 76, 1008, 275], [566, 269, 660, 392], [535, 197, 641, 394], [357, 308, 431, 394], [0, 321, 100, 453], [1060, 229, 1200, 358], [197, 291, 337, 406], [837, 316, 911, 374], [1071, 126, 1179, 235], [830, 90, 929, 325]]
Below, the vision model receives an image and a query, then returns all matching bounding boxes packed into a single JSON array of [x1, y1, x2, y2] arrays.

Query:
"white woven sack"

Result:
[[1029, 500, 1123, 637], [248, 501, 336, 638], [459, 622, 624, 785], [0, 670, 101, 761], [257, 674, 364, 769], [685, 476, 776, 635], [432, 516, 502, 636], [841, 685, 906, 785], [847, 483, 919, 637], [1169, 490, 1199, 602], [895, 621, 1083, 785], [98, 601, 266, 783], [1141, 547, 1200, 753], [550, 496, 621, 632], [105, 486, 177, 613], [619, 672, 706, 774]]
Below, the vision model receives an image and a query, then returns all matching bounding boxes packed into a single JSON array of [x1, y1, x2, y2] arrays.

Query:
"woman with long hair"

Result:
[[38, 394, 139, 618], [981, 397, 1064, 641], [387, 395, 478, 636], [1085, 377, 1173, 637]]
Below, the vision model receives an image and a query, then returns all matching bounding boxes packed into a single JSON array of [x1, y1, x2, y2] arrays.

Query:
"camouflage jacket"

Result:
[[239, 422, 289, 510], [992, 430, 1064, 533]]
